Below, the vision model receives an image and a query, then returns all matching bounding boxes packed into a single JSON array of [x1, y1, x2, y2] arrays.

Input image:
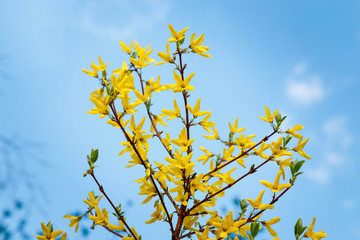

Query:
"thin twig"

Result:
[[109, 102, 175, 232], [203, 130, 277, 179], [90, 172, 136, 240]]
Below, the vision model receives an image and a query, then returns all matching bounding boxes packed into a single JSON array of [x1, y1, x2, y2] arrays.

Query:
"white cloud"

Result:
[[305, 166, 331, 184], [78, 0, 171, 42], [322, 115, 354, 150], [306, 115, 354, 184], [342, 198, 356, 210], [286, 63, 325, 105], [325, 152, 344, 166]]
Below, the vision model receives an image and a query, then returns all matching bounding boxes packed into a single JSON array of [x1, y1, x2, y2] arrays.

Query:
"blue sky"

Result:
[[1, 0, 360, 239]]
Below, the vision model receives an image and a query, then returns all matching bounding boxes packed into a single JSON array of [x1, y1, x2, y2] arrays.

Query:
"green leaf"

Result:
[[294, 160, 305, 173], [178, 37, 185, 46], [106, 82, 114, 96], [294, 218, 302, 235], [46, 221, 53, 232], [239, 199, 249, 212], [131, 52, 137, 59], [250, 222, 260, 238], [91, 149, 99, 163]]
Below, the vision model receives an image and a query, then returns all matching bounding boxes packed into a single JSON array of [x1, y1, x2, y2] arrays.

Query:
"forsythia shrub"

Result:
[[36, 24, 327, 240]]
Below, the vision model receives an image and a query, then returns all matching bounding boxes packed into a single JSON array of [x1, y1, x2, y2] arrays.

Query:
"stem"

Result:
[[89, 208, 123, 238], [90, 172, 136, 240], [109, 102, 175, 232], [177, 47, 191, 148], [203, 130, 277, 179], [189, 157, 272, 212], [171, 45, 193, 240], [132, 66, 175, 159], [239, 185, 292, 226], [129, 66, 179, 214]]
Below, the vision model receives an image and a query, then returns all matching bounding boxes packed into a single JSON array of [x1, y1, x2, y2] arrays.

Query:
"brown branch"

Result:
[[177, 47, 191, 147], [109, 102, 175, 232], [203, 130, 277, 179], [132, 66, 175, 159], [89, 208, 123, 238], [129, 66, 180, 214], [189, 157, 272, 213], [90, 172, 136, 240], [240, 184, 292, 226], [171, 45, 194, 240]]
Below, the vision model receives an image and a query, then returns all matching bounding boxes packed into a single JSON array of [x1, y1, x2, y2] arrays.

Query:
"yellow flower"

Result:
[[222, 145, 235, 161], [195, 226, 216, 240], [190, 33, 211, 58], [215, 168, 237, 184], [259, 106, 279, 123], [260, 171, 292, 193], [293, 137, 311, 159], [60, 233, 67, 240], [253, 141, 270, 159], [229, 118, 246, 134], [286, 124, 304, 139], [63, 214, 82, 232], [174, 189, 189, 206], [304, 218, 328, 240], [162, 99, 181, 120], [119, 41, 133, 54], [235, 134, 256, 151], [84, 192, 103, 208], [121, 93, 142, 114], [199, 114, 216, 132], [154, 43, 174, 65], [145, 204, 164, 224], [203, 127, 220, 140], [130, 42, 155, 68], [123, 227, 139, 240], [86, 89, 110, 118], [89, 206, 109, 226], [36, 222, 63, 240], [145, 76, 165, 96], [171, 128, 195, 152], [270, 137, 293, 159], [247, 190, 274, 210], [262, 216, 280, 237], [167, 24, 189, 43], [212, 211, 241, 238], [82, 56, 108, 77], [277, 158, 292, 180], [197, 146, 215, 165], [186, 98, 210, 117], [150, 114, 168, 132], [166, 70, 195, 93]]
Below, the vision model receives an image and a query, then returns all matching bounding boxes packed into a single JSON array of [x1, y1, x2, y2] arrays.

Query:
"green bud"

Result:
[[46, 221, 53, 232], [178, 37, 185, 46]]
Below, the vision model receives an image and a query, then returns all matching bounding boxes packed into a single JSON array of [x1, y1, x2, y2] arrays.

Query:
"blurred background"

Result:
[[1, 0, 359, 239]]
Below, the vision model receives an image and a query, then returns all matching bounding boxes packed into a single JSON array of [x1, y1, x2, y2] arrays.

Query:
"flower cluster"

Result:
[[37, 24, 327, 240]]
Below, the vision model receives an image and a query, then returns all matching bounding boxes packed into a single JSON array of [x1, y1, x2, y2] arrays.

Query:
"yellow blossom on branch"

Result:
[[293, 137, 311, 159], [167, 24, 189, 43], [36, 222, 64, 240], [304, 218, 328, 240], [119, 41, 134, 54], [166, 70, 195, 93], [190, 33, 211, 58], [247, 190, 274, 210], [259, 106, 279, 123], [154, 43, 175, 65], [260, 171, 292, 192], [262, 216, 281, 237]]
